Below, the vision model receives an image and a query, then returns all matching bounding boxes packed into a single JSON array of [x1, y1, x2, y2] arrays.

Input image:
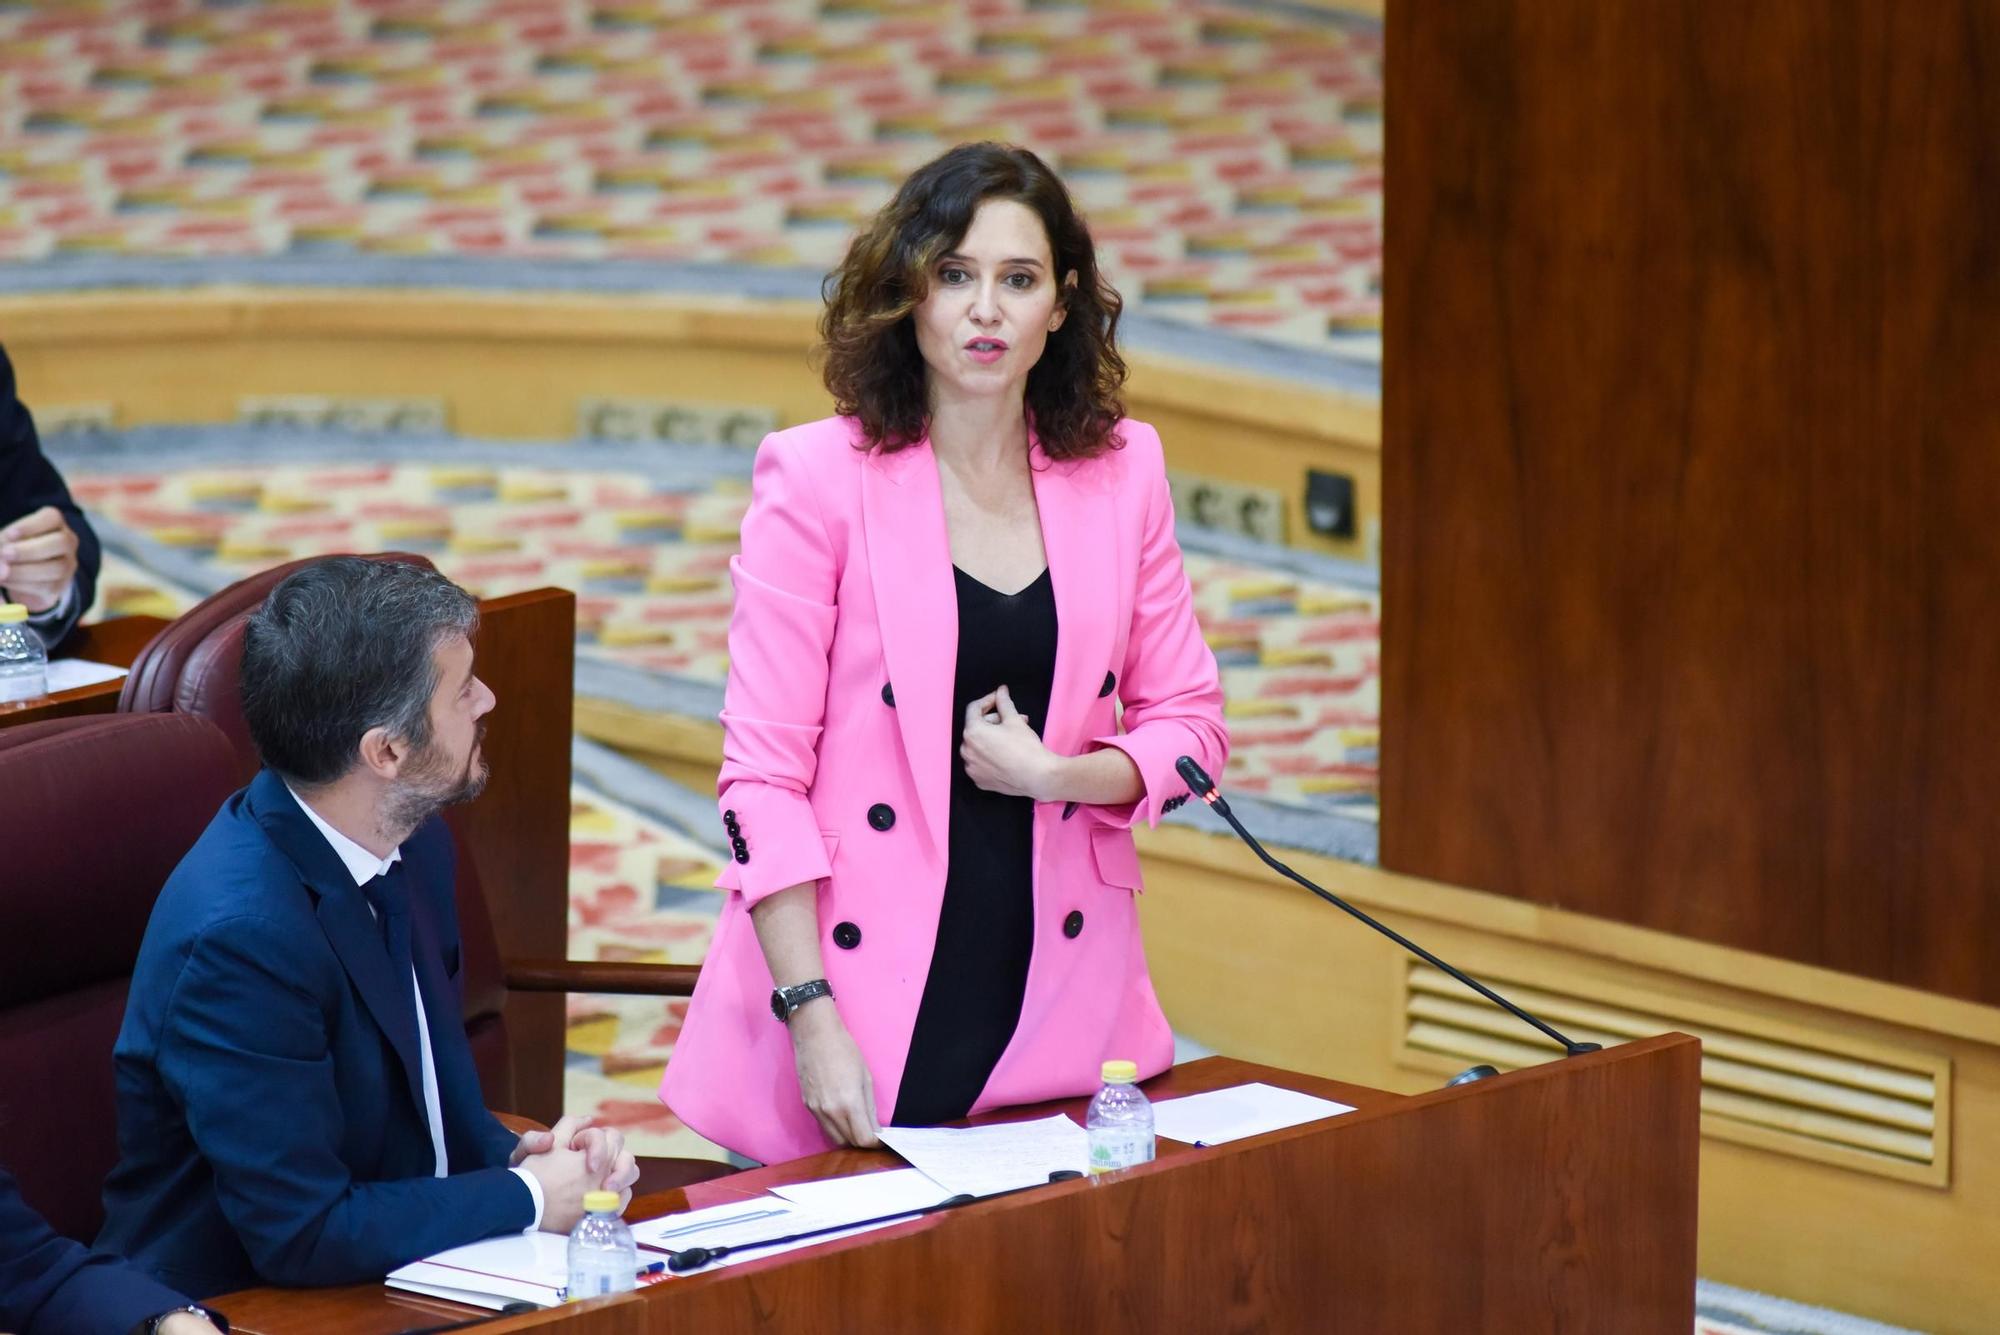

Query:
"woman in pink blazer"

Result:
[[661, 143, 1227, 1165]]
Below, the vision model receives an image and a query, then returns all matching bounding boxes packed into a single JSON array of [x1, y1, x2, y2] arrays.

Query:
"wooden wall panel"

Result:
[[1382, 2, 2000, 1004]]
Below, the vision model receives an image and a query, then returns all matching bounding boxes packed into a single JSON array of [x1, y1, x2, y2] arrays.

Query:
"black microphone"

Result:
[[1174, 757, 1601, 1074]]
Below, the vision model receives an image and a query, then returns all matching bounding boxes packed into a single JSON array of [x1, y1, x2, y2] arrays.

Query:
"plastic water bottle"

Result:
[[565, 1190, 637, 1301], [0, 604, 47, 705], [1086, 1059, 1155, 1174]]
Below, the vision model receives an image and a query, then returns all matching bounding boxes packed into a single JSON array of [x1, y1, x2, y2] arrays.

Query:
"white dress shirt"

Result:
[[286, 787, 544, 1230]]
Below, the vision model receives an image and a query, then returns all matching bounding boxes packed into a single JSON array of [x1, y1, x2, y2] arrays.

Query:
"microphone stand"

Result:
[[1173, 757, 1600, 1083]]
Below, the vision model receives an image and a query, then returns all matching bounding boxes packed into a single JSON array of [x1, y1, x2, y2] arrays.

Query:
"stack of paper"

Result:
[[386, 1229, 666, 1309]]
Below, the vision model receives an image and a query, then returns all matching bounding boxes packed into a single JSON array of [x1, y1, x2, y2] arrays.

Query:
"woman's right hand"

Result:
[[789, 1000, 882, 1148]]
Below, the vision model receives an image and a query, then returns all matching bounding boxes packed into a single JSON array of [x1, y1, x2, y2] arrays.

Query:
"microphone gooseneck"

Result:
[[1173, 756, 1602, 1063]]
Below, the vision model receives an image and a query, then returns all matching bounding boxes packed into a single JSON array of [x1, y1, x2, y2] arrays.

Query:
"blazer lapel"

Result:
[[317, 890, 429, 1130], [862, 438, 957, 862], [1032, 439, 1121, 760], [248, 771, 428, 1125]]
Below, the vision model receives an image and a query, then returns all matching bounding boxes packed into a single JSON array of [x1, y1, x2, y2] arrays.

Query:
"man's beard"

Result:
[[382, 723, 490, 836]]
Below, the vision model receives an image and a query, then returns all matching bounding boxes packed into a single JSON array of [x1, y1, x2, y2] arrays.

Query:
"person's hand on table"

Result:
[[789, 999, 881, 1148], [571, 1121, 639, 1211], [0, 506, 79, 613], [155, 1312, 224, 1335], [517, 1114, 602, 1233]]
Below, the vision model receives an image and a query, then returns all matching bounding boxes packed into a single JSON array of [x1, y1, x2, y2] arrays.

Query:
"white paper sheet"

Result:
[[45, 658, 127, 692], [385, 1230, 570, 1308], [629, 1193, 923, 1274], [769, 1166, 955, 1217], [629, 1195, 799, 1250], [877, 1113, 1090, 1198], [1150, 1081, 1356, 1146]]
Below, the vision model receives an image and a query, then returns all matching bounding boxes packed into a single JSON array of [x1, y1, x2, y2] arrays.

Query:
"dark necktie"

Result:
[[360, 861, 413, 984]]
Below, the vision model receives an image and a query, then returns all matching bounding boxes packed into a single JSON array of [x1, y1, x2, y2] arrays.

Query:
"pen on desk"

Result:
[[639, 1259, 666, 1277]]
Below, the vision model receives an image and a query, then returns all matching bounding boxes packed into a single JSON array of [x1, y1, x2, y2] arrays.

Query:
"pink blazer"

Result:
[[659, 415, 1227, 1164]]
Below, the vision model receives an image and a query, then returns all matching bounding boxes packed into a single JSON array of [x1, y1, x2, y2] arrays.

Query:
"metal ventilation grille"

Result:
[[1401, 964, 1949, 1186]]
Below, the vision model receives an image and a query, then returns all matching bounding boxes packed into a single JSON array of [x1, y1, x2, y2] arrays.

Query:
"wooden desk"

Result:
[[213, 1038, 1700, 1334], [0, 614, 164, 728]]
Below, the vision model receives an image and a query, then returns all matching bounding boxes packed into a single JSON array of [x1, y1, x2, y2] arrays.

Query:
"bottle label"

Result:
[[0, 670, 47, 705], [1087, 1125, 1154, 1174]]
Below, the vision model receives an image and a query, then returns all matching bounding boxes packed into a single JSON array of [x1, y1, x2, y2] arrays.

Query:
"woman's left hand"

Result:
[[961, 685, 1058, 799]]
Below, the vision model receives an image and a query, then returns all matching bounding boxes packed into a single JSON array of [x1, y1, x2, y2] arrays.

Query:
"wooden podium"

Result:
[[216, 1036, 1699, 1334]]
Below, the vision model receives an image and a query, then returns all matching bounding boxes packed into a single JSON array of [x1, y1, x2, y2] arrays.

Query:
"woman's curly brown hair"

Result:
[[819, 142, 1127, 459]]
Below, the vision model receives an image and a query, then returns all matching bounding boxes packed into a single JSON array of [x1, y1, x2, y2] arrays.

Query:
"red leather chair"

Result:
[[118, 556, 731, 1193], [0, 713, 242, 1241]]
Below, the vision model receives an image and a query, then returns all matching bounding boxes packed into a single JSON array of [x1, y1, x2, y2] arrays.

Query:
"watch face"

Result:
[[770, 989, 788, 1021]]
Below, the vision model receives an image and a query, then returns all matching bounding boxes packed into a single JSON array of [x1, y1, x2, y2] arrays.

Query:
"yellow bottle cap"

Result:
[[583, 1190, 621, 1214], [0, 604, 27, 624], [1100, 1060, 1138, 1084]]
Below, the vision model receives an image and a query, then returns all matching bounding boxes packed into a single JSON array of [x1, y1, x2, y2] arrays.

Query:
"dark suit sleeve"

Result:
[[0, 346, 100, 646], [2, 1166, 195, 1335], [156, 914, 537, 1287]]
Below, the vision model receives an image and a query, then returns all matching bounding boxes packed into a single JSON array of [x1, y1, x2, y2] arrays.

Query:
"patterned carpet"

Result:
[[0, 0, 1382, 365], [560, 765, 727, 1159]]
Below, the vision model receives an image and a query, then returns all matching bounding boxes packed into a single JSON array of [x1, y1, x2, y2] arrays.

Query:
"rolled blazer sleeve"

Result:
[[1088, 432, 1229, 828], [714, 431, 840, 904]]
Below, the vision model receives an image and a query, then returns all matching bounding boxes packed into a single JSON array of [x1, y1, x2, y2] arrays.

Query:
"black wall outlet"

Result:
[[1305, 469, 1356, 538]]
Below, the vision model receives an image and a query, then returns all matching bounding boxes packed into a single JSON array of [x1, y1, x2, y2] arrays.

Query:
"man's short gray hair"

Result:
[[240, 557, 479, 786]]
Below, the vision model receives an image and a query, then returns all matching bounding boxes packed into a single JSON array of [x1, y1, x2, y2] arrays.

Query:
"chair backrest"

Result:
[[0, 713, 241, 1241], [117, 553, 518, 1108]]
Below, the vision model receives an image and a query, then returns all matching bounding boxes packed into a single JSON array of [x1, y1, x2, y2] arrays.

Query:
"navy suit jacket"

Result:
[[0, 343, 100, 647], [96, 770, 533, 1297], [2, 1166, 194, 1335]]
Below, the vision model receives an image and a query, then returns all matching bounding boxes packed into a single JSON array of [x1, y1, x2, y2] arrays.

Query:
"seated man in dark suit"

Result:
[[0, 342, 99, 647], [3, 1165, 224, 1335], [97, 556, 637, 1297]]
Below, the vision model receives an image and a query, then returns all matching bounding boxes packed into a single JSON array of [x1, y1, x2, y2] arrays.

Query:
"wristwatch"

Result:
[[770, 978, 833, 1023]]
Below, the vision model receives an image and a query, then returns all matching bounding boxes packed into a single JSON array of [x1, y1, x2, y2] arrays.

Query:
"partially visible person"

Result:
[[96, 557, 637, 1297], [0, 343, 99, 647], [2, 1164, 225, 1335]]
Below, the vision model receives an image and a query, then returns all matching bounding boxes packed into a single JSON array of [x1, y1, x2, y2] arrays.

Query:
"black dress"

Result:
[[892, 564, 1058, 1126]]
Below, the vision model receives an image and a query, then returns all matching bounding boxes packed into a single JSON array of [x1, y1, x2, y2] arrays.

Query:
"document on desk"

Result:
[[769, 1166, 956, 1217], [628, 1191, 929, 1273], [1150, 1081, 1356, 1146], [44, 658, 127, 692], [385, 1229, 667, 1309], [877, 1113, 1089, 1198]]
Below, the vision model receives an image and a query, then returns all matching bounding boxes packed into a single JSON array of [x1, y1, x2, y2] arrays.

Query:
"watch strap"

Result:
[[771, 978, 833, 1022]]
